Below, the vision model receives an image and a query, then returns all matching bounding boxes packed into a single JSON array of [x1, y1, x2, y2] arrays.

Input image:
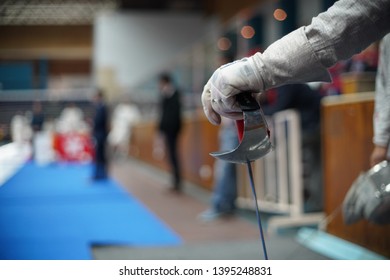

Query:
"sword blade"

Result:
[[246, 160, 269, 260]]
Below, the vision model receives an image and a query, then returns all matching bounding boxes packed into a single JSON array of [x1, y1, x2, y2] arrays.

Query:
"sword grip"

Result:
[[235, 92, 258, 143], [235, 119, 244, 143], [236, 91, 260, 111]]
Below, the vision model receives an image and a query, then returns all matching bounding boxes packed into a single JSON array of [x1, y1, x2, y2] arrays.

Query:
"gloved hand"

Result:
[[201, 58, 263, 125], [201, 27, 332, 125], [370, 145, 389, 167]]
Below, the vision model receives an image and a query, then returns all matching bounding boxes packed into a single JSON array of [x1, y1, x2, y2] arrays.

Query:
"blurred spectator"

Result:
[[320, 42, 379, 96], [261, 84, 322, 135], [260, 83, 323, 212], [30, 101, 45, 160], [33, 130, 56, 166], [108, 95, 141, 159], [198, 117, 239, 221], [53, 101, 92, 163], [156, 73, 182, 192], [199, 55, 240, 221], [319, 61, 347, 96], [10, 111, 32, 147], [31, 101, 44, 133], [57, 102, 86, 134], [91, 89, 109, 180], [345, 42, 379, 73], [370, 34, 390, 167], [0, 124, 11, 146]]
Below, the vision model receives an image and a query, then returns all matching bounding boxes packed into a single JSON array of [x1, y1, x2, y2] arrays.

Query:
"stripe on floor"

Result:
[[296, 227, 386, 260]]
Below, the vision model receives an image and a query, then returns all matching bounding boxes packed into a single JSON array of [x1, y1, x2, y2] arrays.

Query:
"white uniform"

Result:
[[373, 34, 390, 149], [108, 103, 141, 154]]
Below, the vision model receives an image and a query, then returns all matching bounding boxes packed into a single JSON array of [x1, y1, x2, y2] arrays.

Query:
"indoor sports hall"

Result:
[[0, 0, 389, 261]]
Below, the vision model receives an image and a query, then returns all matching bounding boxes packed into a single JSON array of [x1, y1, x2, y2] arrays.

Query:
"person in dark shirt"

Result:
[[198, 55, 240, 221], [92, 89, 109, 180], [157, 73, 182, 192], [260, 83, 323, 212], [261, 83, 321, 135], [30, 101, 45, 160], [31, 101, 44, 133]]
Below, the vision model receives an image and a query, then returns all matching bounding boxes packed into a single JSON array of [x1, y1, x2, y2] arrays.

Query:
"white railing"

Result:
[[236, 109, 324, 234], [0, 88, 95, 102]]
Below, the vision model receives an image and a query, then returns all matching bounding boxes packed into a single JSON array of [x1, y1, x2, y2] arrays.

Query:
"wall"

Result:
[[93, 11, 217, 97], [217, 0, 323, 52], [0, 25, 93, 91], [297, 0, 322, 26]]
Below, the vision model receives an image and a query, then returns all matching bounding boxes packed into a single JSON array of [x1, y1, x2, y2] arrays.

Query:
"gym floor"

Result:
[[92, 158, 329, 260]]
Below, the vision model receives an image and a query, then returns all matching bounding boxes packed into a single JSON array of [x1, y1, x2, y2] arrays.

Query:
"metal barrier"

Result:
[[0, 88, 95, 102], [236, 109, 324, 234]]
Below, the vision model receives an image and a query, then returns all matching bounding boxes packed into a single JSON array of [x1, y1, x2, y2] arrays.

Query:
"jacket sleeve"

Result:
[[373, 34, 390, 147]]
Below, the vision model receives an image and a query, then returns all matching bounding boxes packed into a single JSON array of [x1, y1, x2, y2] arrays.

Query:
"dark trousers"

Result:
[[302, 129, 323, 212], [164, 132, 181, 190], [93, 134, 107, 179]]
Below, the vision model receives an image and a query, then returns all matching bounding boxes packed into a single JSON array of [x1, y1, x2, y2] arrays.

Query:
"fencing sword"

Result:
[[210, 92, 273, 260]]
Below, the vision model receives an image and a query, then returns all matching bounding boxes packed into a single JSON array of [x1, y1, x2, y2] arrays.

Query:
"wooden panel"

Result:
[[322, 92, 390, 257], [129, 110, 219, 190], [0, 26, 92, 49], [340, 72, 376, 94], [48, 59, 91, 75]]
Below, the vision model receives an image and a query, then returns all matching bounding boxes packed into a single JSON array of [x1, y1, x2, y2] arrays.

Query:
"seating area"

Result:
[[0, 99, 95, 143]]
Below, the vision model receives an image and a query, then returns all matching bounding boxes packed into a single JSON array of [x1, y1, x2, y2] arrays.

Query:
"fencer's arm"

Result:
[[373, 35, 390, 149], [371, 34, 390, 166], [202, 0, 390, 125]]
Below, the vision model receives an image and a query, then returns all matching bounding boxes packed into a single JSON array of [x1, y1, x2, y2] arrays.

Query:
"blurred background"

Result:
[[0, 0, 389, 260]]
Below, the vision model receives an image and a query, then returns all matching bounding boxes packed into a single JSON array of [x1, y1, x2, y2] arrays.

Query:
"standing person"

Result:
[[10, 111, 32, 148], [198, 117, 239, 221], [199, 55, 240, 221], [157, 73, 183, 192], [92, 89, 109, 180], [30, 101, 45, 160], [31, 101, 44, 133], [201, 0, 390, 126], [342, 34, 390, 225], [57, 102, 84, 134], [260, 84, 323, 212], [108, 96, 141, 159], [370, 33, 390, 167]]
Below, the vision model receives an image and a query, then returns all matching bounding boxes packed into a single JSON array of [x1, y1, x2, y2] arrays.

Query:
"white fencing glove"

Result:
[[202, 27, 332, 125], [201, 58, 263, 125]]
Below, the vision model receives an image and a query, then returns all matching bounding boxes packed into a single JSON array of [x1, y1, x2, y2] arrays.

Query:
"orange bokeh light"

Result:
[[217, 37, 232, 51], [273, 9, 287, 21], [241, 25, 255, 39]]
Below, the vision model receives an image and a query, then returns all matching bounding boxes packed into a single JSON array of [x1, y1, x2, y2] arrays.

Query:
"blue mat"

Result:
[[0, 162, 181, 260]]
